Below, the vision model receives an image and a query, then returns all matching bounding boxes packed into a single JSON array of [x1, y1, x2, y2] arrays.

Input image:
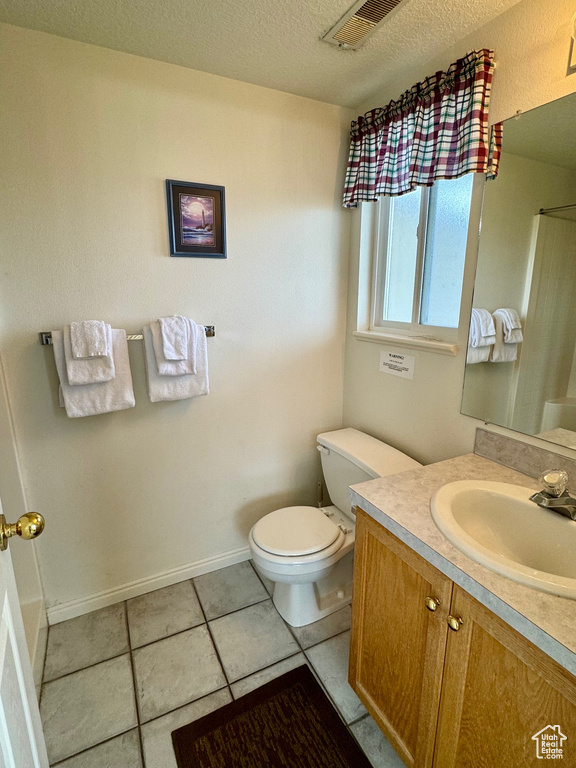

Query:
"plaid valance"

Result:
[[343, 49, 502, 207]]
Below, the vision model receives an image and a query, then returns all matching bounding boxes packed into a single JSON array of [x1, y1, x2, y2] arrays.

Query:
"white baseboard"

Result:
[[20, 598, 48, 693], [47, 546, 252, 625]]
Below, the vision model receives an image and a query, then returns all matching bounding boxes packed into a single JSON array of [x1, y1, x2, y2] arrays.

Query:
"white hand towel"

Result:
[[493, 308, 523, 344], [52, 329, 135, 417], [143, 322, 209, 402], [466, 308, 495, 364], [151, 320, 197, 376], [490, 312, 518, 363], [64, 325, 115, 385], [469, 309, 496, 347], [159, 315, 188, 360], [70, 320, 109, 359]]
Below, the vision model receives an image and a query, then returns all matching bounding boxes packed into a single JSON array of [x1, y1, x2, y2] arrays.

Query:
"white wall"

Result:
[[0, 24, 352, 620], [343, 0, 576, 465]]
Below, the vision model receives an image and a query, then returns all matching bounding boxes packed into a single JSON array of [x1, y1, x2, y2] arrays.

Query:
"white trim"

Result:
[[353, 330, 458, 356], [46, 545, 251, 625]]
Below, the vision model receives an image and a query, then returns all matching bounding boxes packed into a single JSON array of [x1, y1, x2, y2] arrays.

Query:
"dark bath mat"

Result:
[[172, 664, 373, 767]]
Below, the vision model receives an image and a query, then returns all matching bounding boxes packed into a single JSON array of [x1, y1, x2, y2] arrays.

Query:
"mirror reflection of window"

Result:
[[461, 92, 576, 451]]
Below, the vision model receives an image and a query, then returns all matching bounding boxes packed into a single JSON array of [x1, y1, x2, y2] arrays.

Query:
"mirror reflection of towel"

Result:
[[466, 308, 495, 364], [491, 312, 518, 363]]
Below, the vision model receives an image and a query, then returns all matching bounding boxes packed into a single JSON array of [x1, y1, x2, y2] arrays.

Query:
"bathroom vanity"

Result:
[[348, 454, 576, 768]]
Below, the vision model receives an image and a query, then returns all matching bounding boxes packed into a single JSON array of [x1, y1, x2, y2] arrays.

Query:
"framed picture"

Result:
[[166, 180, 226, 258]]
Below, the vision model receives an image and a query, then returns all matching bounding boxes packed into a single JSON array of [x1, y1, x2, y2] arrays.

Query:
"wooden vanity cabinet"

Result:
[[349, 508, 576, 768]]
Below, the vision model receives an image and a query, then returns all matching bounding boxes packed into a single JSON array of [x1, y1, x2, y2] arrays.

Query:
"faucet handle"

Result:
[[539, 469, 568, 497]]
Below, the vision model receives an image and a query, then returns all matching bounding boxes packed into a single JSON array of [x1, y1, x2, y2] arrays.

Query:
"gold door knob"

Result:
[[447, 615, 464, 632], [425, 596, 441, 612], [0, 512, 45, 551]]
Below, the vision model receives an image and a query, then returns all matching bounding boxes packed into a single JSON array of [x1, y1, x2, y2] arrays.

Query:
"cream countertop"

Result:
[[349, 453, 576, 677]]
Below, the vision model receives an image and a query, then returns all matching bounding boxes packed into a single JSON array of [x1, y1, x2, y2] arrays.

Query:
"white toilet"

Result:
[[249, 428, 421, 627]]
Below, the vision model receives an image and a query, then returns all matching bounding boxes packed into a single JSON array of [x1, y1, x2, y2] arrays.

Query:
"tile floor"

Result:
[[39, 560, 404, 767]]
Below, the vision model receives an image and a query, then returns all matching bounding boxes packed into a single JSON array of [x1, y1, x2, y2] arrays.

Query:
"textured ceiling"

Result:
[[503, 91, 576, 172], [0, 0, 524, 108]]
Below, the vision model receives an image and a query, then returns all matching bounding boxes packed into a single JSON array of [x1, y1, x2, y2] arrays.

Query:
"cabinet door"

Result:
[[349, 509, 453, 768], [434, 586, 576, 767]]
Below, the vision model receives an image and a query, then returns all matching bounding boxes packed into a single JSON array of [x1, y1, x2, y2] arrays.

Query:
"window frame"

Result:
[[370, 183, 469, 343]]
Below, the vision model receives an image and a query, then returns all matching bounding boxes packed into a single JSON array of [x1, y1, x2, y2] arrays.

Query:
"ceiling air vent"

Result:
[[321, 0, 405, 49]]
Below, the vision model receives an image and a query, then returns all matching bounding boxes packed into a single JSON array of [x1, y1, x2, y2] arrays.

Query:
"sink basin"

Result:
[[430, 480, 576, 599]]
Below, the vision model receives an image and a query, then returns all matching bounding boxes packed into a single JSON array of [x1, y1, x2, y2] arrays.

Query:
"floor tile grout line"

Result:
[[48, 728, 141, 767], [130, 618, 207, 653], [189, 578, 235, 704], [38, 622, 51, 707], [301, 625, 352, 653], [203, 595, 271, 624], [124, 601, 147, 767], [41, 648, 132, 686]]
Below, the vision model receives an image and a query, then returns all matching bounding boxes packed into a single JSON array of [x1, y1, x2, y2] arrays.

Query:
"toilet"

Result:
[[249, 428, 421, 627]]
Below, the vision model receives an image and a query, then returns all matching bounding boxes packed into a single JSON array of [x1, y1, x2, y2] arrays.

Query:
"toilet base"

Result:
[[271, 551, 354, 627]]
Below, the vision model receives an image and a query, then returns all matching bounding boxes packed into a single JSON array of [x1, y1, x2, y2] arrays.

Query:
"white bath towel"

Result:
[[466, 308, 495, 364], [70, 320, 109, 359], [493, 308, 523, 344], [53, 329, 135, 417], [159, 315, 188, 360], [143, 322, 209, 402], [490, 312, 518, 363], [469, 309, 496, 347], [64, 325, 115, 385]]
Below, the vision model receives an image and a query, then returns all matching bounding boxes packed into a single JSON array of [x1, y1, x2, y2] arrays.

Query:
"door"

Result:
[[0, 504, 48, 768], [349, 509, 453, 768], [434, 586, 576, 768]]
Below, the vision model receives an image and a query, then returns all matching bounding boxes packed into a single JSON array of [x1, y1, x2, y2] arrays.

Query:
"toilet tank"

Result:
[[317, 428, 422, 515]]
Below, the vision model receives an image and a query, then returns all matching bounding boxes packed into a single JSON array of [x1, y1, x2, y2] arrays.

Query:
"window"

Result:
[[371, 174, 474, 340]]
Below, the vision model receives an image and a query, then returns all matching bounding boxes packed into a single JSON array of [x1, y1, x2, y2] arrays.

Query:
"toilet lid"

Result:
[[252, 506, 341, 556]]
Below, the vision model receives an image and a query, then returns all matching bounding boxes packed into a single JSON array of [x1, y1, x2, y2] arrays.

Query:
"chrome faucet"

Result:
[[529, 469, 576, 521]]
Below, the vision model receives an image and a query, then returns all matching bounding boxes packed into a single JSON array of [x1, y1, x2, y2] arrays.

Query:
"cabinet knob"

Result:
[[425, 596, 440, 612], [447, 615, 464, 632]]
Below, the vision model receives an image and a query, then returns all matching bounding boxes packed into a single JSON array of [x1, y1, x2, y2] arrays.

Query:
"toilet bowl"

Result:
[[249, 428, 421, 627]]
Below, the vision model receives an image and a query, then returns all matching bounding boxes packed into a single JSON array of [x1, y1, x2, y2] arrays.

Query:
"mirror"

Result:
[[461, 91, 576, 450]]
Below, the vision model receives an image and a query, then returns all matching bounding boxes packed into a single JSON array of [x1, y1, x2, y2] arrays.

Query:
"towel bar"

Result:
[[39, 327, 215, 345]]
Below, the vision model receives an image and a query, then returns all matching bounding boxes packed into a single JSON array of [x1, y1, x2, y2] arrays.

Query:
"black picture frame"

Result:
[[166, 180, 226, 258]]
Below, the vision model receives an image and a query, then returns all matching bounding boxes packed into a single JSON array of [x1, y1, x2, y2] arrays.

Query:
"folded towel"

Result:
[[53, 329, 135, 417], [466, 308, 495, 364], [143, 322, 209, 402], [469, 309, 496, 347], [70, 320, 109, 359], [491, 312, 518, 363], [493, 308, 523, 344], [151, 319, 197, 376], [64, 325, 115, 385], [159, 315, 188, 360], [466, 345, 491, 364]]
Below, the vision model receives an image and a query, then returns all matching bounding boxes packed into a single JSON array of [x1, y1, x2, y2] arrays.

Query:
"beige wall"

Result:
[[343, 0, 576, 465], [0, 24, 352, 619]]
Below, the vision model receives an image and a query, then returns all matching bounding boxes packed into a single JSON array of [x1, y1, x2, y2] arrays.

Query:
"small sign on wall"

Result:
[[379, 349, 415, 380]]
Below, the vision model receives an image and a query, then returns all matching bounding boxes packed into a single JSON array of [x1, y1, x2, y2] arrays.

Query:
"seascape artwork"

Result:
[[180, 194, 215, 246]]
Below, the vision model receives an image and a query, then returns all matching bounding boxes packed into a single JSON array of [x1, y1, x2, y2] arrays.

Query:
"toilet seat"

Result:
[[252, 506, 341, 556]]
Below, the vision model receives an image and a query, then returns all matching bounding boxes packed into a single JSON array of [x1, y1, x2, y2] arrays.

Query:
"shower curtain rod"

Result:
[[539, 204, 576, 215]]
